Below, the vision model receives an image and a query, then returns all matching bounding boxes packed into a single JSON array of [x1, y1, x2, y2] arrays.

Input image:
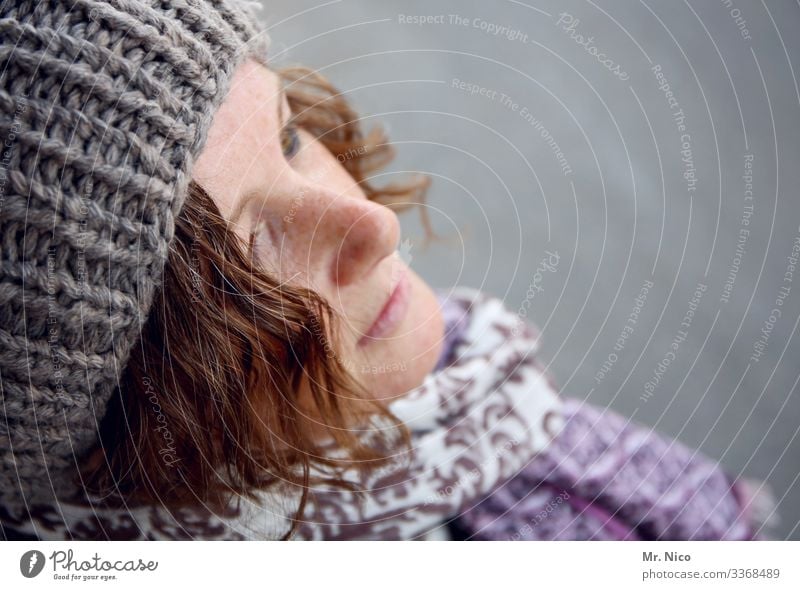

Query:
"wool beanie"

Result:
[[0, 1, 270, 509]]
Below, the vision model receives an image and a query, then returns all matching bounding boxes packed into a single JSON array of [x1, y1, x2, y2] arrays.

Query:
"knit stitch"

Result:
[[0, 0, 269, 510]]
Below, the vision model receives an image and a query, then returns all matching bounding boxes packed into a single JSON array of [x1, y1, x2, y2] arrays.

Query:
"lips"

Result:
[[358, 268, 412, 346]]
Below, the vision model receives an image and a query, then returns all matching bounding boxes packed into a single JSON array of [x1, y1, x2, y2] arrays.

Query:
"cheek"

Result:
[[351, 272, 444, 399]]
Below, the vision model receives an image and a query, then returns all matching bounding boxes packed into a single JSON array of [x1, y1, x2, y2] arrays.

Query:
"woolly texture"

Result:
[[0, 1, 269, 508]]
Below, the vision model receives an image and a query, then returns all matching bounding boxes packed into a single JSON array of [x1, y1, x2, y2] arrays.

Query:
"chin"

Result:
[[356, 270, 444, 400]]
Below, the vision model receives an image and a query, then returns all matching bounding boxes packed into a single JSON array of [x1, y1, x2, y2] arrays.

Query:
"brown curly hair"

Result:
[[80, 64, 432, 539]]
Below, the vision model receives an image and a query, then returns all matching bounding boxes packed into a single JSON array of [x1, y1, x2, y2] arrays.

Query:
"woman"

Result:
[[0, 0, 774, 540]]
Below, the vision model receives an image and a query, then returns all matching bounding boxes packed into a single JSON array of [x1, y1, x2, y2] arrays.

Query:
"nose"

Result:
[[324, 193, 401, 287], [273, 179, 400, 289]]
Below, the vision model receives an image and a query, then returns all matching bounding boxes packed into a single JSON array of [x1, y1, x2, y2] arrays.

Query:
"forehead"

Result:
[[192, 57, 284, 220], [202, 57, 282, 149]]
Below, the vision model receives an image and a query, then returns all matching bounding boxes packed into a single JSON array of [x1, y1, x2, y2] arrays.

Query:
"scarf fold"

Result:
[[452, 397, 779, 540]]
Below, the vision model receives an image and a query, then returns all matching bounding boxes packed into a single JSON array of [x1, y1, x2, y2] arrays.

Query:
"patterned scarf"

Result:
[[0, 288, 775, 540]]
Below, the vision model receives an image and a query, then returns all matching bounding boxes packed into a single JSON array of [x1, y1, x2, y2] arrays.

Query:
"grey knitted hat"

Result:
[[0, 1, 270, 508]]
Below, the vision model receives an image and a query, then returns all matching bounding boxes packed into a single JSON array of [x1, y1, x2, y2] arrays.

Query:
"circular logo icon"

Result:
[[20, 550, 46, 578]]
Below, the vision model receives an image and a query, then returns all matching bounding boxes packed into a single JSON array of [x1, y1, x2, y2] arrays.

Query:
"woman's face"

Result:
[[192, 57, 444, 404]]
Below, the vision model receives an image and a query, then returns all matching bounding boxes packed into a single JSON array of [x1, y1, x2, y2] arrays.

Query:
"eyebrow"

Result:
[[227, 81, 289, 227]]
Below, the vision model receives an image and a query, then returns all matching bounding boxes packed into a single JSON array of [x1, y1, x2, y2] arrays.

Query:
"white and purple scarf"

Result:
[[0, 287, 776, 540]]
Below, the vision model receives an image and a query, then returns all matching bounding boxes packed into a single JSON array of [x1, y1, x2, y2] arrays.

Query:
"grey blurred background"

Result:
[[261, 0, 800, 538]]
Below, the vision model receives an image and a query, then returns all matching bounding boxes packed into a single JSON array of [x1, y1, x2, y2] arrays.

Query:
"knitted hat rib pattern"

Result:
[[0, 0, 269, 508]]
